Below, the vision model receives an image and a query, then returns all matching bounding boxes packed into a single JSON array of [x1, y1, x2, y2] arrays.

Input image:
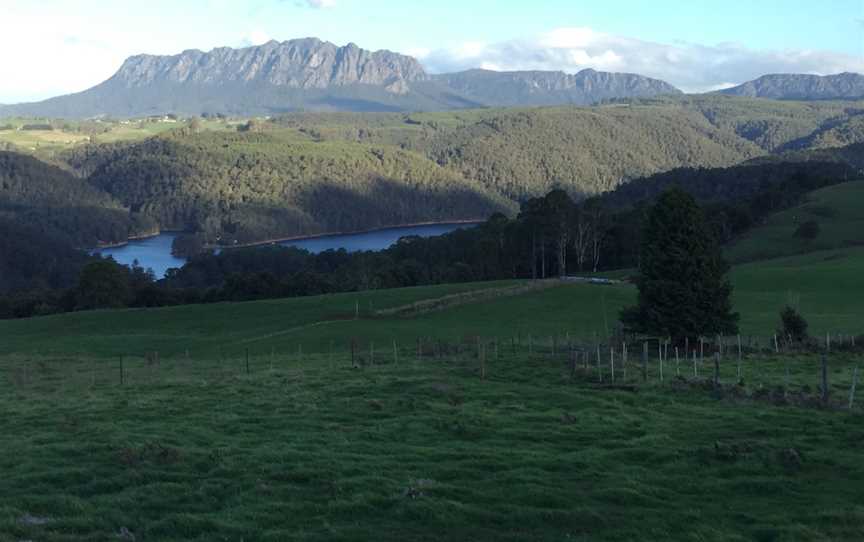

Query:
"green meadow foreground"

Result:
[[1, 348, 863, 541], [2, 250, 864, 540]]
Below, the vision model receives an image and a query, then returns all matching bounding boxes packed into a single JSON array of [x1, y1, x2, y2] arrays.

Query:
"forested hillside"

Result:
[[0, 151, 155, 247], [53, 96, 864, 246], [66, 131, 513, 245]]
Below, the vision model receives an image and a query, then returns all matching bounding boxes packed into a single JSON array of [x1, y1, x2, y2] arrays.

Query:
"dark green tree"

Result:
[[794, 220, 820, 241], [621, 187, 738, 341], [73, 259, 133, 310], [779, 306, 809, 343]]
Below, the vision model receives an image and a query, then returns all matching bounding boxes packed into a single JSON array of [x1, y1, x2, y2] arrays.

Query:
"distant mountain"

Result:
[[0, 38, 681, 118], [716, 73, 864, 100], [429, 68, 681, 107]]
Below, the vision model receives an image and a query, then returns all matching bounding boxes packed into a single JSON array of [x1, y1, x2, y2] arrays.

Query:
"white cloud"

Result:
[[420, 26, 864, 92], [240, 30, 273, 47]]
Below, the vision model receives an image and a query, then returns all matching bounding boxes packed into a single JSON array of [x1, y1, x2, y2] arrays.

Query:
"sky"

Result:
[[1, 0, 863, 103]]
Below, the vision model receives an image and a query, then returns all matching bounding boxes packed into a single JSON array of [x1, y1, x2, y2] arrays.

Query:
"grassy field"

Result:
[[4, 246, 864, 360], [0, 117, 235, 156], [3, 248, 864, 540], [1, 342, 862, 541], [727, 180, 864, 263]]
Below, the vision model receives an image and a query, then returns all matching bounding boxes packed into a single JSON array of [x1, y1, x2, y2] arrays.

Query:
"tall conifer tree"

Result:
[[621, 187, 738, 340]]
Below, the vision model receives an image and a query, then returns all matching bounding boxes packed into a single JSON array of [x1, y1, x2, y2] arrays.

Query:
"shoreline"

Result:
[[90, 220, 485, 252], [91, 231, 165, 250], [211, 219, 485, 250]]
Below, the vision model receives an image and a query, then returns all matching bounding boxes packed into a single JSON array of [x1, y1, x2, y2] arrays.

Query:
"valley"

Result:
[[2, 14, 864, 540]]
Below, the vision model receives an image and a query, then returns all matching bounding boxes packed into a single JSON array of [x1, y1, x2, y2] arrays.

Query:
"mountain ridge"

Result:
[[716, 72, 864, 100], [0, 38, 681, 117]]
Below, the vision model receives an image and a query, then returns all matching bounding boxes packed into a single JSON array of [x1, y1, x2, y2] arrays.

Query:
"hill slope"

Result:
[[66, 130, 514, 244], [0, 151, 155, 246], [727, 180, 864, 263]]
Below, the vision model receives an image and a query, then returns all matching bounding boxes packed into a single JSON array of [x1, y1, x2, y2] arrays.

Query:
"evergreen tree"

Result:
[[621, 187, 738, 341]]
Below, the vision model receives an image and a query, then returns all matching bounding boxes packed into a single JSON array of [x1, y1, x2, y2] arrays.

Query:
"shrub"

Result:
[[794, 220, 820, 241], [778, 306, 809, 343]]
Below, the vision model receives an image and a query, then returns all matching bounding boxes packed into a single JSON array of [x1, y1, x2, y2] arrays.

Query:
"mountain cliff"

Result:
[[716, 73, 864, 100], [0, 38, 681, 117]]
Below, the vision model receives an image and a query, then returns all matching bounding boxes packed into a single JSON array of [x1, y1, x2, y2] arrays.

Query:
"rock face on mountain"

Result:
[[0, 38, 682, 117], [717, 73, 864, 100], [114, 38, 427, 92], [431, 68, 681, 106]]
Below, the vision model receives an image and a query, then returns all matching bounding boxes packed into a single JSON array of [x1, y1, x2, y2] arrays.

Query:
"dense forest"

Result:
[[0, 151, 157, 247], [66, 131, 512, 245]]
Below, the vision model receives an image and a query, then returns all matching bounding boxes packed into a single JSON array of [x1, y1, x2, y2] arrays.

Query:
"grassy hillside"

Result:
[[5, 245, 864, 358], [0, 117, 233, 160], [728, 181, 864, 263]]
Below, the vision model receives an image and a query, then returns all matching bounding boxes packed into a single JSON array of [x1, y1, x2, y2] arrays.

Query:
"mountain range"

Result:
[[0, 38, 861, 117], [0, 38, 682, 117], [717, 72, 864, 100]]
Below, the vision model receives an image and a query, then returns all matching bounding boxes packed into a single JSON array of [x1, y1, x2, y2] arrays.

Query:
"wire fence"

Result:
[[3, 332, 862, 412]]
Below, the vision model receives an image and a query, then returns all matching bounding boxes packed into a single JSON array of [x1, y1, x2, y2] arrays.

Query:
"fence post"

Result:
[[622, 342, 628, 382], [821, 353, 829, 405], [693, 348, 698, 378], [596, 344, 602, 383], [675, 347, 680, 377], [737, 334, 742, 381], [393, 340, 399, 365], [713, 352, 720, 389], [610, 347, 615, 382], [641, 342, 648, 382], [849, 366, 859, 410]]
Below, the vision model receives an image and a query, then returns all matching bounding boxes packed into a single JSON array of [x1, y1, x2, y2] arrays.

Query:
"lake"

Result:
[[93, 222, 479, 278]]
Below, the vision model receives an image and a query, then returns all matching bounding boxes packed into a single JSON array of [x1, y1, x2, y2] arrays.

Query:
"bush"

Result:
[[794, 220, 820, 241], [778, 306, 809, 343]]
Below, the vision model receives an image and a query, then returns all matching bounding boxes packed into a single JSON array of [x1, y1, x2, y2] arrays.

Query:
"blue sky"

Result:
[[2, 0, 863, 103]]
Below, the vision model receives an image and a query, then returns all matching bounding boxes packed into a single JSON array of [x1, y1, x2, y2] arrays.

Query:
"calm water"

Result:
[[93, 223, 478, 278]]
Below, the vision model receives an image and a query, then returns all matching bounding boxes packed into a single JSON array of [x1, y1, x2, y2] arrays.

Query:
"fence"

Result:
[[3, 333, 862, 411]]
